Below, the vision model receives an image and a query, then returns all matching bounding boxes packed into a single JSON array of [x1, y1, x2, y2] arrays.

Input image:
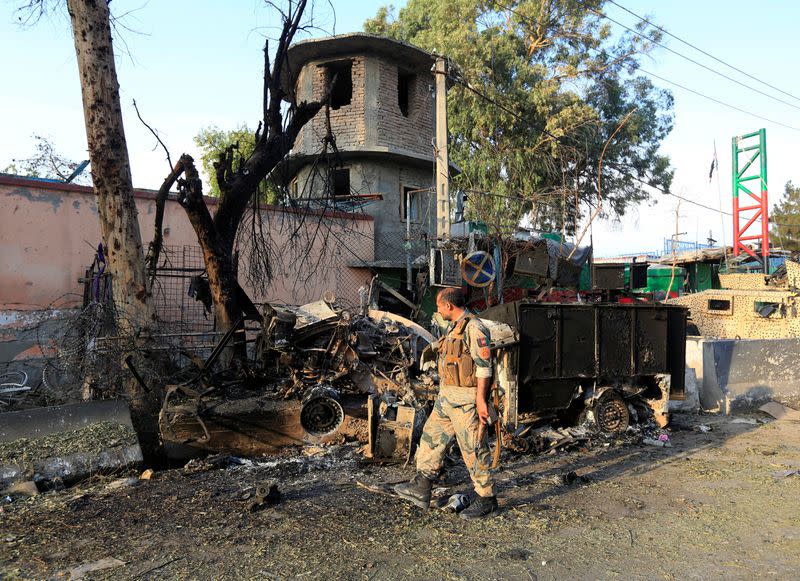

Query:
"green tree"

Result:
[[3, 134, 92, 186], [364, 0, 674, 234], [770, 181, 800, 251], [194, 124, 285, 204]]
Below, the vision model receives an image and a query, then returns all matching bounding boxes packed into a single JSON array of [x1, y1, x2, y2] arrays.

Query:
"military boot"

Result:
[[393, 473, 433, 509], [459, 494, 498, 519]]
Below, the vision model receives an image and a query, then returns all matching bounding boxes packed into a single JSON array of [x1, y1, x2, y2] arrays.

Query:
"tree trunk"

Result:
[[67, 0, 151, 328], [67, 0, 159, 455], [176, 156, 246, 364]]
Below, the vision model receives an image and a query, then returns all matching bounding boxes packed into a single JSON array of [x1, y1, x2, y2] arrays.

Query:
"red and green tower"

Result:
[[732, 128, 769, 273]]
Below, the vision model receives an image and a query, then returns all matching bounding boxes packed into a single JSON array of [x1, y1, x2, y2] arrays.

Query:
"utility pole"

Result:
[[434, 56, 450, 240]]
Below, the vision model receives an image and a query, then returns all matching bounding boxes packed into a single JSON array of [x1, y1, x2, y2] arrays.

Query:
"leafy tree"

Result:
[[194, 125, 255, 197], [193, 124, 285, 204], [770, 181, 800, 251], [3, 134, 92, 186], [364, 0, 674, 234]]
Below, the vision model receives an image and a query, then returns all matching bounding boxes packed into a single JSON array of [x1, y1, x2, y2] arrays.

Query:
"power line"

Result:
[[491, 1, 800, 134], [611, 165, 795, 228], [449, 71, 562, 143], [638, 68, 800, 133], [450, 72, 796, 228], [607, 0, 800, 104], [592, 4, 800, 113]]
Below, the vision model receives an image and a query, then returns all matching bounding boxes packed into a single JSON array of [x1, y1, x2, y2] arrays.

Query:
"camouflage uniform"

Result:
[[416, 314, 495, 497]]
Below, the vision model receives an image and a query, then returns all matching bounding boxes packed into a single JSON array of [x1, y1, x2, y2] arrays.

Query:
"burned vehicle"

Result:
[[482, 301, 687, 434], [158, 295, 686, 463], [158, 297, 437, 460]]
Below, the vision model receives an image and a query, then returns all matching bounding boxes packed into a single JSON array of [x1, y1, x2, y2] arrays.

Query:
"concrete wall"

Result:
[[1, 175, 374, 310], [673, 288, 800, 339], [685, 336, 800, 412], [293, 160, 433, 263], [2, 178, 195, 309]]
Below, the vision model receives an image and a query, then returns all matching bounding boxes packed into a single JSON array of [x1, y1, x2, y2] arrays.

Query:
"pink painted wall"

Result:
[[0, 175, 374, 311]]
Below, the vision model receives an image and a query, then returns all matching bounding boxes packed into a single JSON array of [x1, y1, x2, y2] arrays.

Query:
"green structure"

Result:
[[645, 265, 687, 296]]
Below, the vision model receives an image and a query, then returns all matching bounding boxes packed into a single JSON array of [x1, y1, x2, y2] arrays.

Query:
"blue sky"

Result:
[[1, 1, 798, 255]]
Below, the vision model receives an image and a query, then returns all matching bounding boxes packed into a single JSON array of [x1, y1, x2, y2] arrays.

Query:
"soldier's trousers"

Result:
[[415, 386, 495, 497]]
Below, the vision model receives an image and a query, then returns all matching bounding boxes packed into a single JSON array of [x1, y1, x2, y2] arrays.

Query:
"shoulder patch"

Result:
[[479, 346, 491, 359], [477, 336, 488, 348]]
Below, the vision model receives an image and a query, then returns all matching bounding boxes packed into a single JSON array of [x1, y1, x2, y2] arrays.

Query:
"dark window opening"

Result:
[[398, 70, 414, 117], [402, 186, 421, 221], [754, 301, 781, 318], [708, 299, 731, 311], [324, 60, 352, 109], [330, 168, 350, 198]]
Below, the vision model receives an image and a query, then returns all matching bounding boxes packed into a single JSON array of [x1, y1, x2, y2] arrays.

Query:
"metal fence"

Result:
[[151, 245, 215, 333], [662, 238, 713, 256]]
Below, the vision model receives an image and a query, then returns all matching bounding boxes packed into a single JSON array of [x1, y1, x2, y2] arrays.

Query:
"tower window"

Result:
[[324, 60, 352, 109], [398, 70, 414, 117], [330, 168, 350, 198]]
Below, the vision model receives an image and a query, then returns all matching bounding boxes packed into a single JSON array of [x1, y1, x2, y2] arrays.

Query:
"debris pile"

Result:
[[503, 413, 673, 458], [158, 298, 435, 458]]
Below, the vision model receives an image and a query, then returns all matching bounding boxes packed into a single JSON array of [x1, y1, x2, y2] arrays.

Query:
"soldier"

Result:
[[394, 287, 498, 519]]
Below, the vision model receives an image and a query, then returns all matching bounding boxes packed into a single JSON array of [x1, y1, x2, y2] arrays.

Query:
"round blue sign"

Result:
[[461, 251, 496, 287]]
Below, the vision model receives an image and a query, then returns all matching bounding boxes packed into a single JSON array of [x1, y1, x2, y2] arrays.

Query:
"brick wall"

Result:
[[293, 53, 434, 159], [295, 57, 367, 155], [375, 60, 434, 156]]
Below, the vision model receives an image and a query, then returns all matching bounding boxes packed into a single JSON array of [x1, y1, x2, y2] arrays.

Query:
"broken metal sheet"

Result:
[[367, 309, 434, 344], [759, 401, 800, 422], [513, 246, 549, 278], [289, 300, 339, 330], [366, 396, 419, 462], [161, 397, 364, 458]]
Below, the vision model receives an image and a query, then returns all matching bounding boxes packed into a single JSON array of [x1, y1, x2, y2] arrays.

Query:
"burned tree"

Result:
[[151, 0, 328, 348]]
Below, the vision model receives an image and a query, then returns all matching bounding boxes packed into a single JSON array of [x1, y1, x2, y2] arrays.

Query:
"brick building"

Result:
[[279, 33, 453, 267]]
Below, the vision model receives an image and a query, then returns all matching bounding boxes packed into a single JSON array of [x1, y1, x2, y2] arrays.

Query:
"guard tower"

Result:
[[279, 34, 454, 264]]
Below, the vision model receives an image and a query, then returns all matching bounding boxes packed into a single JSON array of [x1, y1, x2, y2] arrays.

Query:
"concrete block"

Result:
[[696, 337, 800, 412]]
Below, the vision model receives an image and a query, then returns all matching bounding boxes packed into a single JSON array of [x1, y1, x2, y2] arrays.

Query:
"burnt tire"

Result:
[[594, 392, 630, 434]]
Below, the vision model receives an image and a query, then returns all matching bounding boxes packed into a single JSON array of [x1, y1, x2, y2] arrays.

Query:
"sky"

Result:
[[1, 0, 798, 256]]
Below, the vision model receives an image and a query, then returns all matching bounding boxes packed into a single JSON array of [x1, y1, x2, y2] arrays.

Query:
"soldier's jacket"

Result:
[[437, 313, 493, 388]]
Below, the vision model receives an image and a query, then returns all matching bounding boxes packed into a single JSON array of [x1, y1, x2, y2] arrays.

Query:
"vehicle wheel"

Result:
[[594, 392, 630, 434]]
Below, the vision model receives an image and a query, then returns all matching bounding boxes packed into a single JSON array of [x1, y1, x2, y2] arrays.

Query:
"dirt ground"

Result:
[[2, 410, 799, 580]]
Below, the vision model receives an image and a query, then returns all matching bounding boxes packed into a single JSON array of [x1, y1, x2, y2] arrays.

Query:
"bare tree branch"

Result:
[[132, 99, 173, 169], [147, 157, 187, 282], [262, 38, 271, 137]]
